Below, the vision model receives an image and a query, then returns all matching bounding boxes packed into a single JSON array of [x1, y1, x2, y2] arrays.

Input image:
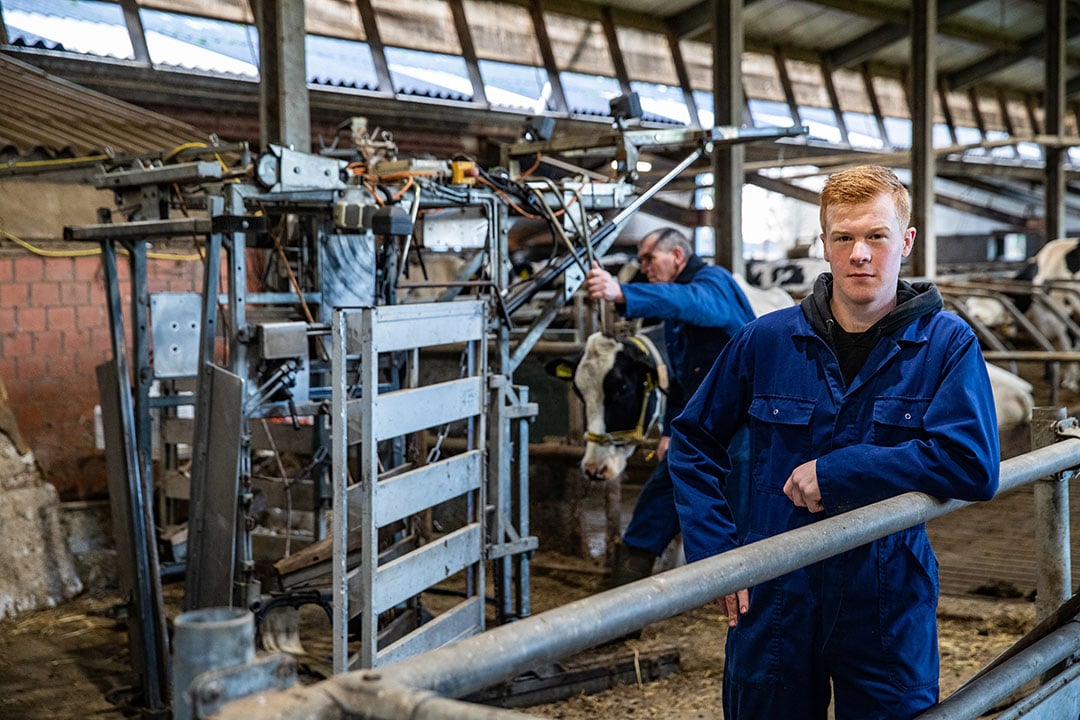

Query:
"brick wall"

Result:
[[0, 251, 202, 499]]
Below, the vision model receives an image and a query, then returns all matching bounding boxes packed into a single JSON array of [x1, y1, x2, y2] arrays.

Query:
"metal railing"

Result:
[[211, 424, 1080, 720]]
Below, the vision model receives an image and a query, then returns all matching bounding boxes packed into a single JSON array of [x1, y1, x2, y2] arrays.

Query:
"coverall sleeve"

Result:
[[667, 334, 750, 563], [816, 331, 1000, 513], [621, 271, 752, 336]]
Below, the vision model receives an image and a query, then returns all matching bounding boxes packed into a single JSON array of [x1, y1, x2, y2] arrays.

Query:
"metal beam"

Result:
[[747, 169, 1026, 226], [1047, 0, 1067, 243], [746, 173, 820, 205], [774, 47, 804, 131], [641, 197, 706, 227], [945, 18, 1080, 92], [600, 6, 632, 97], [861, 62, 893, 149], [449, 0, 489, 106], [711, 0, 744, 274], [824, 0, 981, 69], [668, 29, 702, 128], [911, 0, 937, 278], [934, 192, 1026, 226], [117, 0, 151, 65], [255, 0, 310, 152], [529, 0, 569, 114], [667, 0, 763, 40], [356, 0, 394, 97], [819, 57, 850, 146], [937, 84, 960, 146]]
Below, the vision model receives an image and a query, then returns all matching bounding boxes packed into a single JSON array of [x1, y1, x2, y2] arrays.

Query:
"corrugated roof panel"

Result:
[[139, 8, 259, 77], [0, 53, 210, 158], [2, 0, 135, 59]]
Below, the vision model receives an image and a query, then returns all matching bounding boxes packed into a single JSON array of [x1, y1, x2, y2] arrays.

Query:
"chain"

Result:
[[426, 346, 471, 464]]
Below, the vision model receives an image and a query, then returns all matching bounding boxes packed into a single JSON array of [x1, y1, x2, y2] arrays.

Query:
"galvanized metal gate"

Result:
[[331, 300, 489, 671]]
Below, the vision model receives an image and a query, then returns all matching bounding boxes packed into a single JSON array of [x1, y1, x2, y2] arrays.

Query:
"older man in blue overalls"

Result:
[[585, 226, 755, 586]]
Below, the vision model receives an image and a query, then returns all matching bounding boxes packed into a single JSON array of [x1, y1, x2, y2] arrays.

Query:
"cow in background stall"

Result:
[[544, 282, 796, 565], [745, 257, 830, 297], [984, 362, 1035, 427], [1032, 237, 1080, 316], [546, 330, 669, 561], [961, 245, 1080, 391]]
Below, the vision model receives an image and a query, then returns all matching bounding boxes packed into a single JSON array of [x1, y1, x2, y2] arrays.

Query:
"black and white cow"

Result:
[[746, 257, 830, 296], [546, 330, 669, 562], [546, 331, 668, 483], [962, 251, 1080, 392], [548, 283, 795, 483]]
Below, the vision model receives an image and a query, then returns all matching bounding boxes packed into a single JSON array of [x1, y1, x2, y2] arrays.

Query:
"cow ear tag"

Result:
[[555, 363, 574, 379]]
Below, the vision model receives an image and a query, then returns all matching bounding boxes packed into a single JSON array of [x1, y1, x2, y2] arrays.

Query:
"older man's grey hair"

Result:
[[644, 227, 693, 256]]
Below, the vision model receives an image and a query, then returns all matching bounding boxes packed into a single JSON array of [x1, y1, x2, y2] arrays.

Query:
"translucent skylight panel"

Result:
[[559, 71, 621, 117], [954, 125, 985, 155], [140, 8, 258, 76], [749, 99, 794, 129], [883, 117, 913, 150], [694, 91, 714, 128], [1018, 142, 1043, 161], [2, 0, 133, 58], [630, 81, 690, 126], [306, 35, 377, 89], [843, 112, 885, 149], [798, 106, 842, 144], [478, 60, 551, 113], [385, 46, 472, 101], [932, 123, 953, 148], [986, 129, 1017, 159]]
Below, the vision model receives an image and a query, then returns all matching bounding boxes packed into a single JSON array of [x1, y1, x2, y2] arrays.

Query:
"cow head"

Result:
[[546, 332, 666, 482]]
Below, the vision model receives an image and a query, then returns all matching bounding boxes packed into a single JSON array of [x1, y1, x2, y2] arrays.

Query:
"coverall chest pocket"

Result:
[[748, 395, 815, 494], [872, 397, 931, 446]]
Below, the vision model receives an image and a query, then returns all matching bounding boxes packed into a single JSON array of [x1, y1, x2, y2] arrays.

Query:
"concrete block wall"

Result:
[[0, 251, 202, 499]]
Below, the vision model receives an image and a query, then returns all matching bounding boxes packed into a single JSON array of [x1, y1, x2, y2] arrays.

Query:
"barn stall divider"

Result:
[[183, 410, 1080, 720]]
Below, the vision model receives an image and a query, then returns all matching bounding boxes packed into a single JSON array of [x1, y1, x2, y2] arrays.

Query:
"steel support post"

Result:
[[330, 309, 353, 674], [910, 0, 937, 278], [490, 327, 514, 623], [256, 0, 310, 153], [1031, 406, 1071, 623], [1045, 0, 1066, 244], [186, 195, 229, 610], [515, 385, 531, 620], [99, 240, 169, 711], [709, 0, 743, 274], [129, 241, 155, 502]]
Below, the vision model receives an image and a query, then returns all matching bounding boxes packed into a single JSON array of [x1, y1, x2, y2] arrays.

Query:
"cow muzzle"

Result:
[[581, 443, 635, 482]]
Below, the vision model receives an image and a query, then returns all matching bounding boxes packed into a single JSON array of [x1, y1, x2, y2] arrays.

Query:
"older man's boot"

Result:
[[604, 542, 657, 589], [598, 542, 656, 641]]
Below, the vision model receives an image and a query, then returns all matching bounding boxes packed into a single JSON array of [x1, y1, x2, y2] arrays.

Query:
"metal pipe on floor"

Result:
[[213, 438, 1080, 720], [173, 607, 254, 720], [914, 619, 1080, 720]]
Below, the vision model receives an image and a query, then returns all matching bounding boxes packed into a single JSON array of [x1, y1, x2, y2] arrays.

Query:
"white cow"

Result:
[[962, 287, 1080, 391], [734, 274, 796, 317], [984, 362, 1035, 427]]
